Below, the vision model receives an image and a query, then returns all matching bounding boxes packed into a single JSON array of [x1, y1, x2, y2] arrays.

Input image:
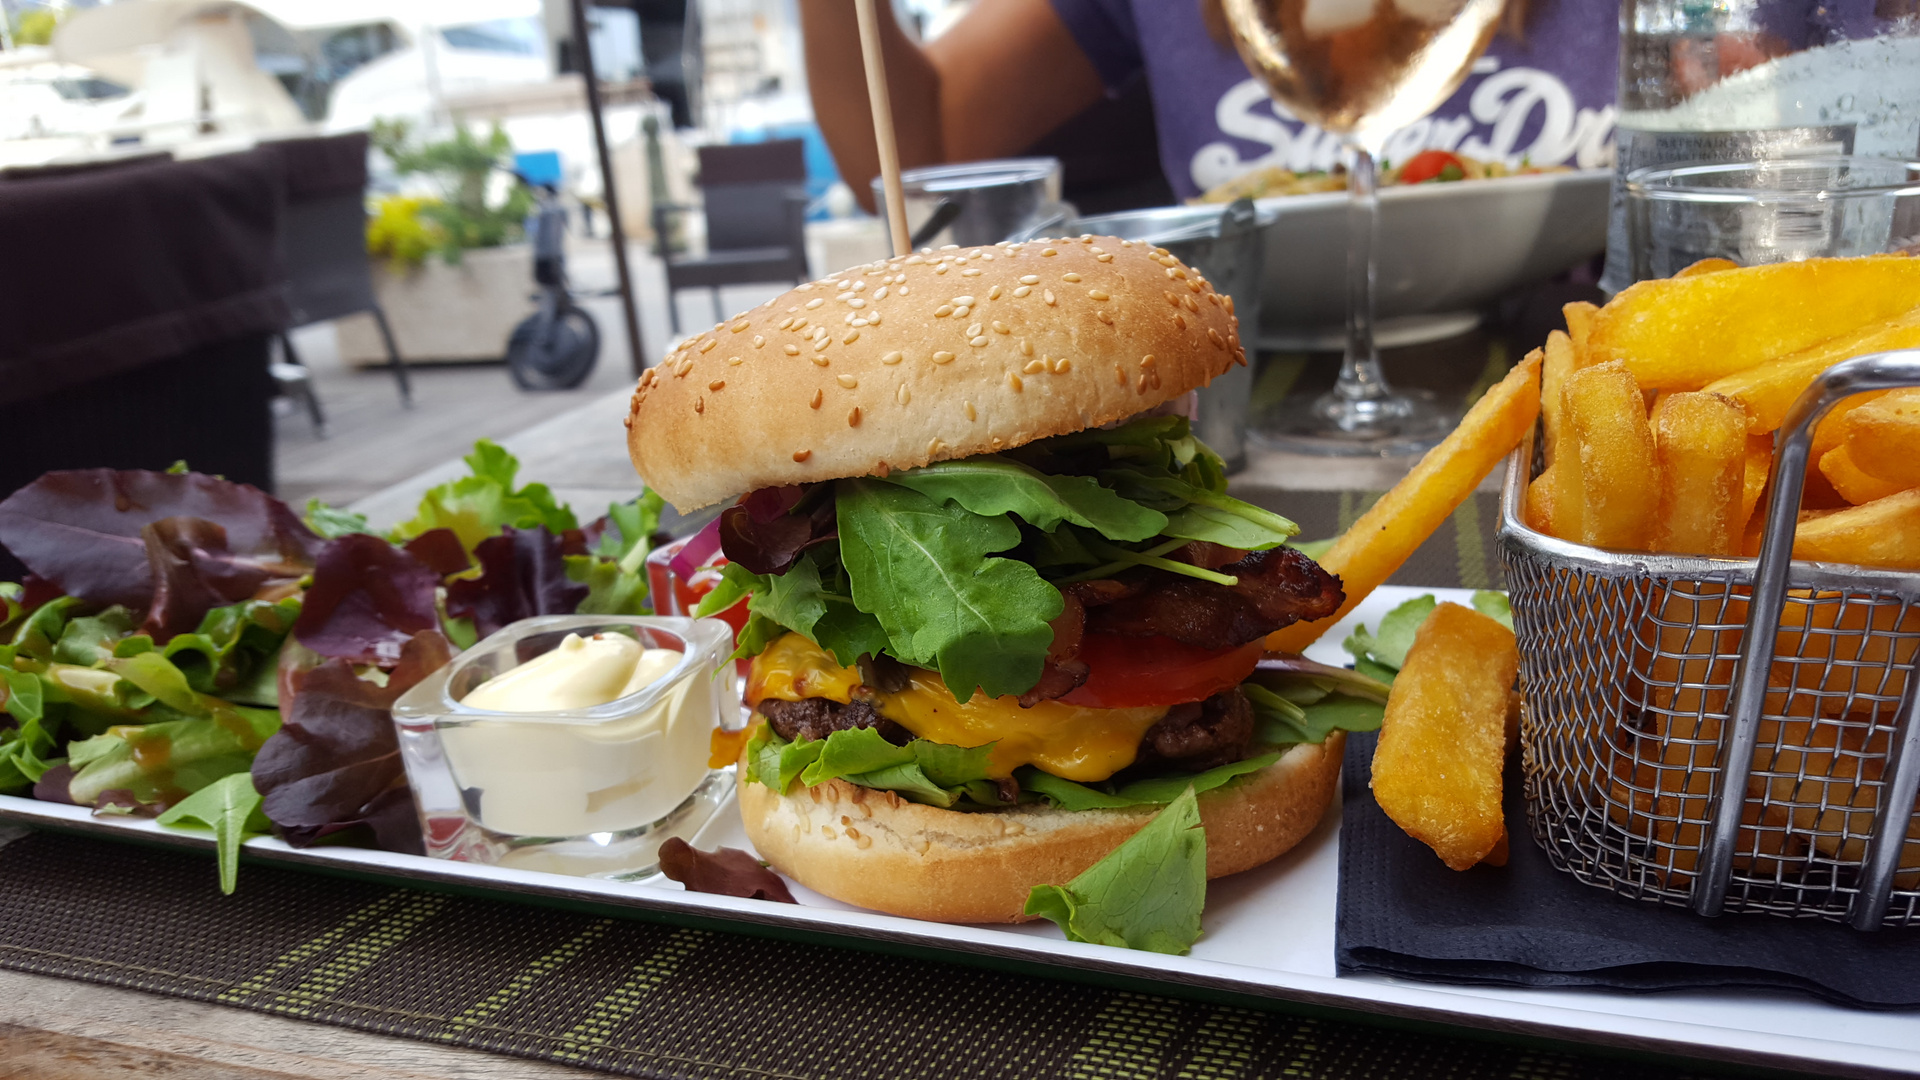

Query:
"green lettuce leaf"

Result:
[[573, 492, 665, 617], [66, 705, 281, 808], [304, 499, 372, 539], [391, 440, 578, 550], [1245, 684, 1383, 746], [53, 606, 139, 666], [884, 458, 1167, 541], [11, 596, 84, 661], [1018, 751, 1280, 811], [1024, 786, 1206, 954], [747, 725, 999, 808], [0, 717, 63, 794], [1472, 589, 1514, 631], [1342, 593, 1438, 683], [836, 479, 1062, 702], [155, 771, 271, 895]]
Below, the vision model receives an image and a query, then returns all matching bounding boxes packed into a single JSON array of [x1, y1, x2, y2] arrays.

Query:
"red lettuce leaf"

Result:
[[0, 469, 320, 610], [403, 528, 471, 576], [32, 763, 75, 805], [657, 837, 796, 902], [140, 517, 274, 642], [444, 526, 589, 639], [252, 631, 449, 856], [717, 484, 836, 575], [294, 534, 441, 664]]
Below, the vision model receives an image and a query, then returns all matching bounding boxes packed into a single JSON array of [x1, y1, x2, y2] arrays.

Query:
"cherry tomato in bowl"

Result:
[[1398, 149, 1469, 184]]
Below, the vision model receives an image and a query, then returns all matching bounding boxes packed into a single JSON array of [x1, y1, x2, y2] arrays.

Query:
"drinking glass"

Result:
[[1221, 0, 1504, 454], [1625, 157, 1920, 282]]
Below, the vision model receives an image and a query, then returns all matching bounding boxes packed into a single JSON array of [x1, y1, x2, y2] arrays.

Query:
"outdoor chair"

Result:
[[654, 139, 810, 335], [262, 132, 410, 434]]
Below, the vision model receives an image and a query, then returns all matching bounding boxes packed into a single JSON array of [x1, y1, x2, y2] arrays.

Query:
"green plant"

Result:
[[14, 9, 61, 46], [365, 195, 443, 266], [369, 119, 533, 265]]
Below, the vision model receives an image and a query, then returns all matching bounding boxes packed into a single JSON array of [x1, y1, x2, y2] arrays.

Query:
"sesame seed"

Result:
[[814, 340, 829, 352], [980, 253, 995, 261], [962, 268, 982, 277], [964, 401, 976, 421], [882, 350, 904, 365], [932, 351, 955, 364], [897, 384, 911, 405], [867, 311, 883, 324], [1055, 358, 1072, 373], [806, 298, 825, 309], [988, 285, 1002, 300], [848, 406, 862, 427], [1141, 355, 1156, 368], [1115, 364, 1126, 384], [1013, 286, 1032, 298], [935, 305, 954, 318], [970, 335, 989, 347], [897, 286, 910, 295], [1042, 248, 1057, 257], [784, 344, 800, 355], [793, 318, 808, 331], [1223, 295, 1235, 314], [708, 379, 726, 390], [1095, 253, 1113, 262], [1166, 268, 1178, 279], [1089, 289, 1109, 301], [1174, 313, 1187, 329], [787, 306, 801, 313], [875, 286, 888, 299], [695, 398, 704, 413], [1121, 239, 1134, 247], [1009, 373, 1024, 391], [812, 356, 829, 368], [967, 323, 983, 337], [728, 356, 743, 365], [1173, 267, 1188, 280], [1184, 295, 1199, 312], [700, 339, 716, 352], [1062, 273, 1083, 283], [810, 389, 823, 409], [1188, 279, 1203, 293], [753, 335, 765, 348], [1097, 311, 1113, 325], [1020, 275, 1040, 285], [1209, 329, 1225, 349], [1043, 290, 1056, 306], [814, 326, 828, 340], [1206, 292, 1220, 306], [843, 329, 860, 344], [1138, 373, 1150, 393], [1019, 338, 1032, 356], [992, 320, 1011, 334], [953, 305, 971, 319], [906, 255, 925, 265], [793, 449, 812, 462], [853, 279, 868, 290], [732, 321, 749, 333], [853, 318, 869, 328], [837, 374, 858, 389], [935, 266, 949, 274], [954, 295, 975, 306], [848, 298, 867, 308], [1024, 359, 1046, 375]]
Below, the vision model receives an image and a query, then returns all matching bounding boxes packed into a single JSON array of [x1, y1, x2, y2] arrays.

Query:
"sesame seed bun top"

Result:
[[624, 235, 1246, 511]]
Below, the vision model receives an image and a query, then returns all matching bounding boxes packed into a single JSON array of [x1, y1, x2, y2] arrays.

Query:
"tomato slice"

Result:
[[1398, 149, 1468, 184], [1058, 634, 1264, 709]]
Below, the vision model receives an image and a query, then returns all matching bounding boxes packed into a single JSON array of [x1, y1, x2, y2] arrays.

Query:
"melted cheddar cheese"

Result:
[[746, 633, 1166, 782]]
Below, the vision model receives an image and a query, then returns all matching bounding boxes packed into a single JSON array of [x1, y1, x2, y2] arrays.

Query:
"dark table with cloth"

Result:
[[0, 488, 1818, 1080], [0, 150, 290, 582]]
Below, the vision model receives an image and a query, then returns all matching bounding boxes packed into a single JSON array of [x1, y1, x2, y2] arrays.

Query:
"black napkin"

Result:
[[1336, 731, 1920, 1009]]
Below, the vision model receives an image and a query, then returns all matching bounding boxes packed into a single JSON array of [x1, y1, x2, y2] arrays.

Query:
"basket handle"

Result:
[[1694, 349, 1920, 925]]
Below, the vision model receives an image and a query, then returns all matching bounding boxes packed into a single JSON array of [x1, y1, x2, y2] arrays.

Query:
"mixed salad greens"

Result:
[[0, 442, 663, 892]]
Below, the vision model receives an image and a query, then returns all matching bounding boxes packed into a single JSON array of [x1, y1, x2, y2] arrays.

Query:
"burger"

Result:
[[626, 236, 1362, 924]]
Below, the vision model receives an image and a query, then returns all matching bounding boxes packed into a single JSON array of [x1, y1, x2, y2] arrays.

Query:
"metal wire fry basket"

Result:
[[1498, 351, 1920, 929]]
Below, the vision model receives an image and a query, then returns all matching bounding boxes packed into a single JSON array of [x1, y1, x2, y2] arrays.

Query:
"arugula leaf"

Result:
[[695, 561, 762, 619], [1342, 594, 1438, 683], [1245, 684, 1383, 746], [1018, 752, 1280, 811], [155, 771, 271, 894], [836, 479, 1062, 702], [885, 458, 1166, 541], [1472, 589, 1514, 631], [304, 499, 371, 539], [1024, 786, 1206, 954], [1102, 472, 1298, 549], [1160, 504, 1293, 550], [743, 550, 889, 667], [730, 613, 786, 661]]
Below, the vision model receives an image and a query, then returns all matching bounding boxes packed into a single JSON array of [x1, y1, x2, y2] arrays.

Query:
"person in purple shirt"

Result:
[[799, 0, 1617, 208]]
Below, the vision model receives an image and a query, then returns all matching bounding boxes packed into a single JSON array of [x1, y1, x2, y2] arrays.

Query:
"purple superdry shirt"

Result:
[[1048, 0, 1618, 201]]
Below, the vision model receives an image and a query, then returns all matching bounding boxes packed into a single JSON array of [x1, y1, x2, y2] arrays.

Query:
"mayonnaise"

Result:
[[462, 633, 682, 713]]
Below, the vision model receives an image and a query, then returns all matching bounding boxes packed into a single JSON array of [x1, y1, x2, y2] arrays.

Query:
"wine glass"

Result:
[[1222, 0, 1505, 454]]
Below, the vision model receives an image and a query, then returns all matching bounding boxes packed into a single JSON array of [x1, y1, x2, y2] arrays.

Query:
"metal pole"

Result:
[[569, 0, 647, 377]]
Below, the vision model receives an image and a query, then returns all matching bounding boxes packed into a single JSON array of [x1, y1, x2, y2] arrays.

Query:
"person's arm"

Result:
[[798, 0, 1106, 212]]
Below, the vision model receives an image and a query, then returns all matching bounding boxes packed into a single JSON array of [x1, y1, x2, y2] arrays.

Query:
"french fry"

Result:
[[1740, 433, 1772, 533], [1524, 331, 1586, 538], [1540, 330, 1579, 464], [1371, 603, 1517, 871], [1674, 257, 1740, 277], [1819, 444, 1907, 505], [1561, 300, 1598, 362], [1703, 307, 1920, 433], [1845, 387, 1920, 488], [1590, 258, 1920, 390], [1265, 350, 1542, 653], [1652, 392, 1747, 555], [1566, 361, 1659, 551], [1792, 489, 1920, 570]]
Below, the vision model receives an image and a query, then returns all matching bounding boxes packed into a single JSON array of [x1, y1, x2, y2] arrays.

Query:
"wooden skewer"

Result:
[[853, 0, 911, 257]]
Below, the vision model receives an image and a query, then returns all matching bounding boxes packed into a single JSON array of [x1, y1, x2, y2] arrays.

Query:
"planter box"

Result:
[[337, 244, 535, 366]]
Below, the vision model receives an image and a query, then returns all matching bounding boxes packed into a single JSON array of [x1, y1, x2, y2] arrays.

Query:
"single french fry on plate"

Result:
[[1371, 602, 1518, 871], [1566, 360, 1659, 551], [1704, 307, 1920, 433], [1793, 489, 1920, 570], [1845, 388, 1920, 489], [1652, 392, 1747, 555], [1264, 350, 1542, 653], [1591, 258, 1920, 390]]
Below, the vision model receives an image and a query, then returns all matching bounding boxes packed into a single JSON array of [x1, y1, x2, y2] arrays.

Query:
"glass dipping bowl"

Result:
[[391, 615, 740, 879]]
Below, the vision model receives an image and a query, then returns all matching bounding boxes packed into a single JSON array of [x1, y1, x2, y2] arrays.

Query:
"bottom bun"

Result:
[[737, 733, 1344, 924]]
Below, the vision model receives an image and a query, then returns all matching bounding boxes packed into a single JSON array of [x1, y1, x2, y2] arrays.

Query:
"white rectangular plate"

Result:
[[4, 587, 1915, 1078]]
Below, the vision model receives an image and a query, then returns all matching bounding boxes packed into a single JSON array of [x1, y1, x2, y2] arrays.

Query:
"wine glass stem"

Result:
[[1339, 142, 1388, 404]]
